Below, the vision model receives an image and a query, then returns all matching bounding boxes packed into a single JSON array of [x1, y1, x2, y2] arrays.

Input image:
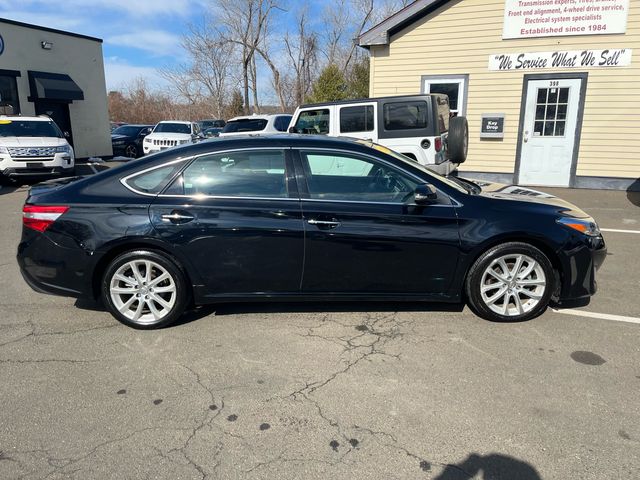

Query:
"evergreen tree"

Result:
[[306, 64, 348, 103], [227, 89, 244, 118]]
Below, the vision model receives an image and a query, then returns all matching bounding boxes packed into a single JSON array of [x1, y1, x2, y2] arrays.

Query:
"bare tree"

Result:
[[216, 0, 282, 114], [284, 7, 318, 106]]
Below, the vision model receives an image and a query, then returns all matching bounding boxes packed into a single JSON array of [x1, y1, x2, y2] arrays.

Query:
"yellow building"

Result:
[[358, 0, 639, 190]]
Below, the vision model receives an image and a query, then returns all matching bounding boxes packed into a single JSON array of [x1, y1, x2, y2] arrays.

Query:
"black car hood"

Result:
[[111, 134, 131, 141], [463, 179, 590, 218]]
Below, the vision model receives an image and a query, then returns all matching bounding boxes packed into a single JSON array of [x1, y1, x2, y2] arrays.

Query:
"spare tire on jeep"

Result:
[[447, 116, 468, 163]]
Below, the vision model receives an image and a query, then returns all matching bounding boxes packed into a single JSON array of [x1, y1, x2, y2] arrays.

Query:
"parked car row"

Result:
[[111, 94, 468, 177]]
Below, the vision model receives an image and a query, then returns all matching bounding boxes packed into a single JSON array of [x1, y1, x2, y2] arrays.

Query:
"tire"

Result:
[[447, 116, 468, 163], [465, 242, 555, 322], [101, 250, 189, 329], [124, 143, 139, 159]]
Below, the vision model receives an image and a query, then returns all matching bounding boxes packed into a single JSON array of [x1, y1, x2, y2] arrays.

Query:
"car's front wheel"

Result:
[[124, 143, 139, 159], [101, 250, 189, 329], [466, 242, 554, 322]]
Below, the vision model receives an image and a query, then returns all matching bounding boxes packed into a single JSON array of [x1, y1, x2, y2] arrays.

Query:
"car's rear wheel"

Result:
[[466, 242, 554, 322], [102, 250, 188, 329]]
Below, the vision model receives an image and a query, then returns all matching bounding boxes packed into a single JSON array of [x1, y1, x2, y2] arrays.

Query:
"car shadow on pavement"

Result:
[[433, 453, 541, 480], [75, 299, 465, 329], [627, 178, 640, 207], [209, 301, 465, 316]]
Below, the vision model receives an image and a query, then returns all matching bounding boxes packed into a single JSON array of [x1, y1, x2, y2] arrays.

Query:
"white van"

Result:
[[288, 94, 468, 175]]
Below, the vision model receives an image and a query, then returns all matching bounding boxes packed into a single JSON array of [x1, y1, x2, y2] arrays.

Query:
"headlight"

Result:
[[557, 217, 600, 236], [55, 145, 71, 154], [144, 138, 152, 143], [113, 140, 125, 146], [0, 146, 8, 154], [180, 139, 189, 144]]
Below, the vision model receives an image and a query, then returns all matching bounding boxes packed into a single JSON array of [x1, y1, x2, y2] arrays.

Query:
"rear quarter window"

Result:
[[383, 101, 428, 131], [123, 161, 186, 194]]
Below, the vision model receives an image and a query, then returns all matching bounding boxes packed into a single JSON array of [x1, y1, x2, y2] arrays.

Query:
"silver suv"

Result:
[[0, 115, 75, 180]]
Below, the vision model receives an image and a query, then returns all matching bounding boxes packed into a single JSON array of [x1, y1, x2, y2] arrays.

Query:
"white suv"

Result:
[[143, 121, 203, 155], [0, 115, 75, 180], [218, 114, 292, 137]]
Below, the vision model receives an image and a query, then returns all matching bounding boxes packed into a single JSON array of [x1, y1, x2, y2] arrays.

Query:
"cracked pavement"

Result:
[[1, 184, 639, 479]]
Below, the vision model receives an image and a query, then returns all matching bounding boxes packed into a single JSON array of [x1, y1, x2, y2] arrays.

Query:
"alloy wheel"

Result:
[[479, 254, 546, 317], [125, 144, 138, 158], [109, 259, 176, 325]]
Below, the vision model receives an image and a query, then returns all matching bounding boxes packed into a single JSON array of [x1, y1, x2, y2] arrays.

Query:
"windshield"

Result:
[[222, 119, 268, 133], [154, 123, 191, 134], [358, 140, 471, 194], [113, 126, 145, 136], [0, 120, 63, 138]]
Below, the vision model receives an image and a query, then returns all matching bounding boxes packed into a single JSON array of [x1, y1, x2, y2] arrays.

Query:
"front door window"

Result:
[[301, 151, 418, 203]]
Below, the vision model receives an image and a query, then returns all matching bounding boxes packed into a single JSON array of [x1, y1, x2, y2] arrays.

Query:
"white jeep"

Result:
[[0, 115, 75, 181], [288, 94, 468, 176], [143, 121, 203, 155]]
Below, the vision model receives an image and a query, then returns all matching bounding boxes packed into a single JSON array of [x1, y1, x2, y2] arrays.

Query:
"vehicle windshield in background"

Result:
[[113, 126, 144, 136], [292, 109, 330, 134], [0, 120, 63, 138], [222, 119, 268, 133], [154, 123, 191, 134]]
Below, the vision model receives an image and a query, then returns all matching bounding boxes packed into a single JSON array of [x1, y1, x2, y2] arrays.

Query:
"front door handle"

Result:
[[161, 210, 195, 224], [307, 218, 341, 229]]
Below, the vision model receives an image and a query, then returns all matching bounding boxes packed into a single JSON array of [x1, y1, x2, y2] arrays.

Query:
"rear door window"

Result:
[[383, 101, 428, 131], [339, 105, 374, 133], [166, 149, 288, 198], [292, 109, 330, 134]]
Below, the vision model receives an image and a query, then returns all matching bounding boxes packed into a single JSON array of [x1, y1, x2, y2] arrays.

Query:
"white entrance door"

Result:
[[518, 78, 582, 187]]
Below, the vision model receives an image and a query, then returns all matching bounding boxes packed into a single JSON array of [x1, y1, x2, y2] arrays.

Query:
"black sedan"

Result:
[[111, 124, 153, 158], [17, 136, 606, 329]]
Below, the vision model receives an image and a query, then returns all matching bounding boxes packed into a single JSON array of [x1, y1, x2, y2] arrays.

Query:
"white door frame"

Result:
[[514, 72, 588, 187]]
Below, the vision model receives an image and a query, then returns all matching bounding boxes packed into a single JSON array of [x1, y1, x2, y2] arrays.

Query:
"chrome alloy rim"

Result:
[[480, 254, 546, 317], [109, 260, 176, 324]]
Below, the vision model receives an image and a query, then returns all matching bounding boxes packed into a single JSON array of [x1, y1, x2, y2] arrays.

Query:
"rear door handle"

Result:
[[307, 218, 341, 229], [161, 210, 195, 224]]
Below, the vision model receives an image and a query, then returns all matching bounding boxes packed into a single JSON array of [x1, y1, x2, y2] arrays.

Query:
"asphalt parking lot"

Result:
[[0, 174, 638, 480]]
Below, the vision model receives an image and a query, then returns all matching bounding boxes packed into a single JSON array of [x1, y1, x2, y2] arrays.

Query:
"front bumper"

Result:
[[1, 153, 74, 178], [558, 234, 607, 302]]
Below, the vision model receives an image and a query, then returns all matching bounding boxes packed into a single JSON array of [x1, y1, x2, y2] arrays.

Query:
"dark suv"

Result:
[[111, 125, 154, 158]]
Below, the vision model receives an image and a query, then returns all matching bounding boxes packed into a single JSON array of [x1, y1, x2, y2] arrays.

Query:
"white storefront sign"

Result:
[[489, 48, 632, 71], [503, 0, 630, 39]]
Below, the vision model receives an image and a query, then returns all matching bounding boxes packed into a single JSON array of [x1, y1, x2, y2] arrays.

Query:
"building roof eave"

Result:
[[357, 0, 452, 48]]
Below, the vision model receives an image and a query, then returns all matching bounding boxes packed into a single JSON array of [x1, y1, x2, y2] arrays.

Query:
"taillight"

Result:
[[22, 205, 69, 232], [434, 137, 443, 152]]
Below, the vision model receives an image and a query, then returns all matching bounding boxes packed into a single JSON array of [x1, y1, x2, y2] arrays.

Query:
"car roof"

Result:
[[298, 94, 435, 109], [0, 115, 54, 122], [115, 124, 152, 128], [227, 114, 289, 122], [156, 120, 192, 125]]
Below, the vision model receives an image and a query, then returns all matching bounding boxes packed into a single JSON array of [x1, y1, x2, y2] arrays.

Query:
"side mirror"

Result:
[[288, 126, 296, 133], [414, 184, 438, 204], [63, 131, 70, 138]]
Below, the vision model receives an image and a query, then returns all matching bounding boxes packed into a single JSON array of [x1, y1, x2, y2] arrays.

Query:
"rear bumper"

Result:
[[17, 231, 93, 299], [558, 234, 607, 302]]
